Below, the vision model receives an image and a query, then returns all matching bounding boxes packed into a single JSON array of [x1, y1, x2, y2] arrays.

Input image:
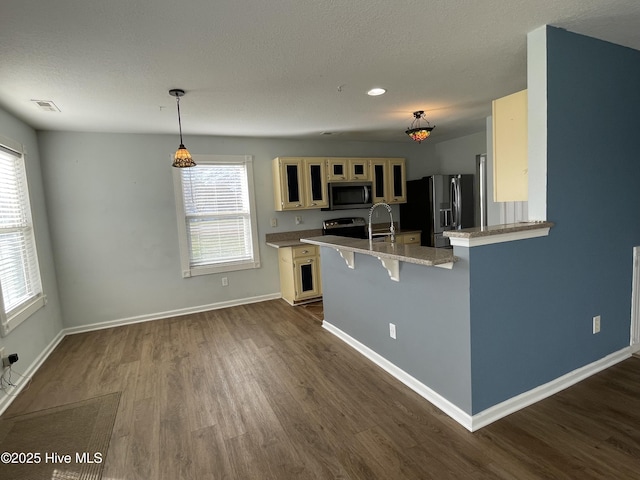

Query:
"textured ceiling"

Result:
[[1, 0, 639, 143]]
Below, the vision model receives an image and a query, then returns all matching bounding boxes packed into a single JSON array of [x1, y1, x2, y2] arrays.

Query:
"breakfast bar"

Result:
[[301, 221, 555, 430], [301, 235, 456, 281]]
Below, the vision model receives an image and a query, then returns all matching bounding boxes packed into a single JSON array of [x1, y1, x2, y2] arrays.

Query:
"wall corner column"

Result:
[[527, 26, 548, 221]]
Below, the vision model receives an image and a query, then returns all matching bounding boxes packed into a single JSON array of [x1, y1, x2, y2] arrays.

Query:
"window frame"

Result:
[[172, 154, 261, 278], [0, 137, 45, 337]]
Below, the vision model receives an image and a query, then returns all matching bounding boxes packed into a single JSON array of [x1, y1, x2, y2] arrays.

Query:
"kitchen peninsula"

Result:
[[301, 235, 456, 281], [302, 221, 553, 431]]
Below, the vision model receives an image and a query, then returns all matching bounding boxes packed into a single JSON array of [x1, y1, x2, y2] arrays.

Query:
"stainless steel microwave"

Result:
[[326, 182, 373, 210]]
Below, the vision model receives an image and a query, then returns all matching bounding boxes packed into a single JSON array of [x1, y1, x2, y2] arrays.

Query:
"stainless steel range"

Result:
[[322, 217, 367, 238]]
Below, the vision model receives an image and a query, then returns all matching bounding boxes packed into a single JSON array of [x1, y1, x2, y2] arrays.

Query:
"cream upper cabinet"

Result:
[[273, 156, 405, 209], [273, 157, 328, 210], [302, 158, 328, 208], [327, 158, 371, 181], [326, 158, 349, 182], [492, 89, 528, 202], [371, 158, 406, 204], [347, 158, 370, 181]]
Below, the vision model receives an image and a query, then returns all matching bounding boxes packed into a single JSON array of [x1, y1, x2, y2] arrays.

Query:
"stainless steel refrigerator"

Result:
[[400, 174, 475, 247]]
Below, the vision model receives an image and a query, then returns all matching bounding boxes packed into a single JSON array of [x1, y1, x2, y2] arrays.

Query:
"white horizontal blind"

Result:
[[178, 156, 259, 274], [0, 147, 43, 328]]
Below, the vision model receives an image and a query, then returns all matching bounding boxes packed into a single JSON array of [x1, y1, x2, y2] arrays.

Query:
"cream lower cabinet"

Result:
[[395, 232, 421, 245], [278, 245, 322, 305], [384, 231, 421, 245]]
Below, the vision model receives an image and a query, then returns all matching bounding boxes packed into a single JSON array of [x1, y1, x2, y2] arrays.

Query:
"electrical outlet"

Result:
[[221, 277, 228, 287], [270, 218, 277, 228], [389, 323, 397, 339], [593, 315, 601, 334], [295, 216, 302, 225]]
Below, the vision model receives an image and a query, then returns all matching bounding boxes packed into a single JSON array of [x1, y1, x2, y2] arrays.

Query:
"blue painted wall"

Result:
[[469, 27, 640, 413]]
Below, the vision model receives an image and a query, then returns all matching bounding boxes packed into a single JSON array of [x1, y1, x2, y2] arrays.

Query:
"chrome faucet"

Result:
[[368, 202, 395, 244]]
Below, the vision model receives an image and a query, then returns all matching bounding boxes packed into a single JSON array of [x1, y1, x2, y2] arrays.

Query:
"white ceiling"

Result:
[[1, 0, 640, 143]]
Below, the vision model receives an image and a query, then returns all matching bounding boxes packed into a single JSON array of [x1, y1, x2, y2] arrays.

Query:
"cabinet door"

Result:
[[387, 158, 406, 204], [294, 257, 320, 300], [274, 158, 305, 210], [348, 159, 370, 181], [370, 159, 388, 203], [492, 89, 528, 202], [327, 158, 348, 182], [303, 159, 328, 208]]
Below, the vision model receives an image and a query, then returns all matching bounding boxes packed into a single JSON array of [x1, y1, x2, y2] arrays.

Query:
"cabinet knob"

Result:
[[301, 250, 308, 254], [310, 202, 317, 206], [307, 259, 313, 263], [295, 204, 302, 207]]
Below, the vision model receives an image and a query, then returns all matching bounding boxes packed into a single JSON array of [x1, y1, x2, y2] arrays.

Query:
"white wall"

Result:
[[37, 131, 434, 328], [0, 109, 64, 379], [405, 130, 487, 179], [433, 131, 486, 175]]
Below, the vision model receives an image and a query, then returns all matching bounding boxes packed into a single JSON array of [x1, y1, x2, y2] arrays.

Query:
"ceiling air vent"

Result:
[[31, 100, 61, 112]]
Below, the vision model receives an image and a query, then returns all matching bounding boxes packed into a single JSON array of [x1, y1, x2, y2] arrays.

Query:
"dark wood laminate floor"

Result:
[[4, 299, 640, 479]]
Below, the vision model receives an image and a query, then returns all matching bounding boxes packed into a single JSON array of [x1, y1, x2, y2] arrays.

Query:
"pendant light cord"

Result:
[[176, 95, 184, 145]]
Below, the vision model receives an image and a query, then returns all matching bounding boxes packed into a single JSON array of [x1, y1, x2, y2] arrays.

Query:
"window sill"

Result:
[[183, 261, 261, 278], [1, 294, 46, 337]]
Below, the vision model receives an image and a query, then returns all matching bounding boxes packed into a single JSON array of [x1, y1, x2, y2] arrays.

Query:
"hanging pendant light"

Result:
[[169, 89, 196, 168], [405, 110, 435, 143]]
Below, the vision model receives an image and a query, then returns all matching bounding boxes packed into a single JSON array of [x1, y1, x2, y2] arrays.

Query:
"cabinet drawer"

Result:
[[292, 245, 317, 258], [385, 232, 421, 245], [400, 233, 420, 245]]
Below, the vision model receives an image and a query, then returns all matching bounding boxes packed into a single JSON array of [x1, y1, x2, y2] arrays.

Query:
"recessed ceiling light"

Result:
[[367, 88, 386, 96]]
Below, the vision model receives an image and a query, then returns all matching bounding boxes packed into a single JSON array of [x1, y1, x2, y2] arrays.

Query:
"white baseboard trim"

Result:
[[0, 330, 66, 416], [322, 320, 631, 432], [0, 293, 281, 415], [63, 292, 281, 335], [322, 320, 474, 430], [472, 347, 631, 431]]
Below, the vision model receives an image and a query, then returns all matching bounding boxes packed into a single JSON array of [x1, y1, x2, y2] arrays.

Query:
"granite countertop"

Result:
[[443, 221, 554, 239], [266, 226, 421, 248], [443, 221, 554, 247], [265, 229, 322, 248], [301, 235, 456, 268]]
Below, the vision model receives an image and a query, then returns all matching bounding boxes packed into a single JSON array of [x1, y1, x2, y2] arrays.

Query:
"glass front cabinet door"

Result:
[[303, 158, 328, 208], [294, 257, 320, 300], [273, 157, 328, 210], [370, 158, 406, 204]]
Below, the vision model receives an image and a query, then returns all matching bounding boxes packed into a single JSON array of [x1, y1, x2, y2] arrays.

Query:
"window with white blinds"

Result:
[[0, 144, 44, 337], [173, 154, 261, 277]]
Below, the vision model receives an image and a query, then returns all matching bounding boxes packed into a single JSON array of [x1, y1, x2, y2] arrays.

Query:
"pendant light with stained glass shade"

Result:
[[169, 89, 196, 168], [405, 110, 435, 143]]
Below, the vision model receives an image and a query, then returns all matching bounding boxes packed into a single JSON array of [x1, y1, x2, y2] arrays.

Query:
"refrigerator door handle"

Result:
[[451, 177, 459, 228]]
